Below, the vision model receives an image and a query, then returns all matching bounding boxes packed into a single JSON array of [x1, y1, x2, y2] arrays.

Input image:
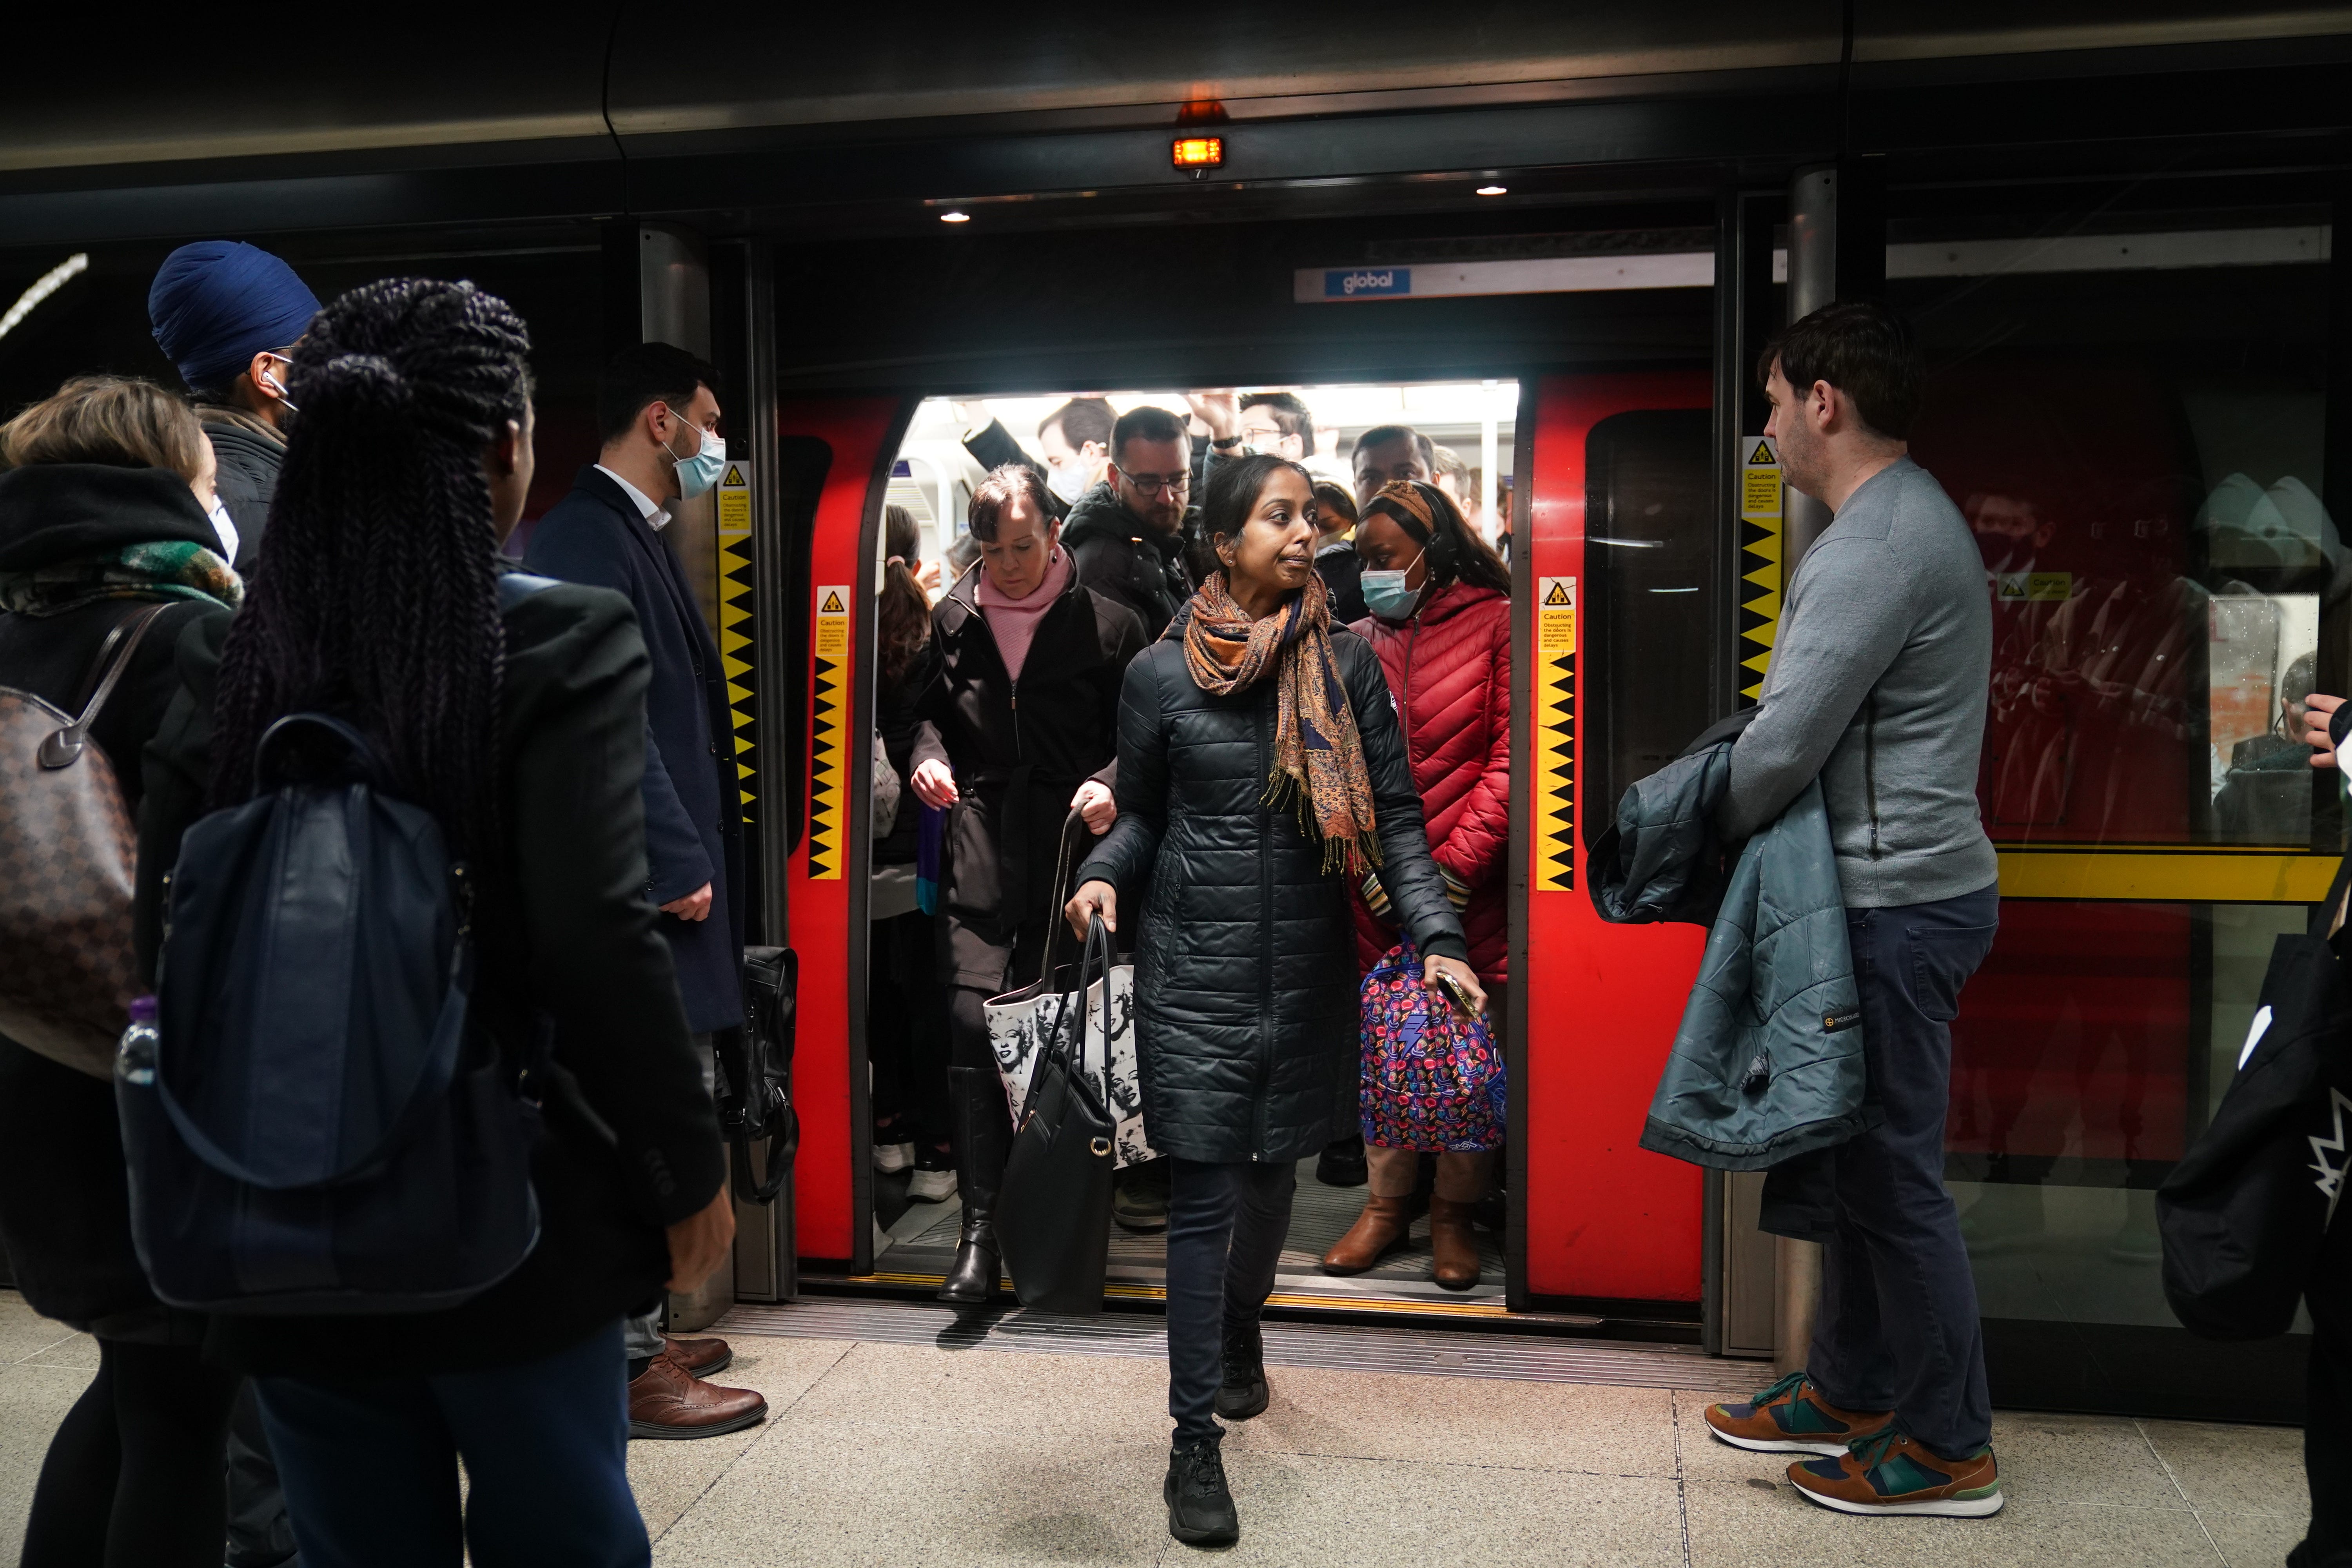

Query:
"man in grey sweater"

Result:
[[1700, 302, 2005, 1519]]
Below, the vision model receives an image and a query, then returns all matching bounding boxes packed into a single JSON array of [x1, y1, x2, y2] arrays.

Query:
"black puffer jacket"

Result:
[[1076, 610, 1468, 1164]]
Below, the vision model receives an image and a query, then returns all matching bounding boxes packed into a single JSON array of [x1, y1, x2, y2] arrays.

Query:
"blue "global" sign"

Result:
[[1324, 268, 1410, 298]]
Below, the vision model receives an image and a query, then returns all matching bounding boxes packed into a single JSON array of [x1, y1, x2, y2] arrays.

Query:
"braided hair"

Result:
[[208, 278, 532, 860]]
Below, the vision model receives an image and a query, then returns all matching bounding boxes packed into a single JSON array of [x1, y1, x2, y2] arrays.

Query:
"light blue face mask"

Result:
[[1359, 543, 1427, 620], [665, 419, 728, 499]]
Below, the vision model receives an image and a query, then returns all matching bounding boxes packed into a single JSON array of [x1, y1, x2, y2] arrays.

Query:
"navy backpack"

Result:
[[120, 579, 555, 1314]]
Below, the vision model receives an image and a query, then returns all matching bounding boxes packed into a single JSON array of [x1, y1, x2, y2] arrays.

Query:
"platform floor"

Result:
[[1, 1289, 2315, 1566]]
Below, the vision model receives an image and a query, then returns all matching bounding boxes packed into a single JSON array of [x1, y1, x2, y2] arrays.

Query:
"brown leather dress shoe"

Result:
[[1321, 1192, 1415, 1274], [1428, 1196, 1482, 1291], [663, 1333, 733, 1377], [627, 1354, 768, 1440]]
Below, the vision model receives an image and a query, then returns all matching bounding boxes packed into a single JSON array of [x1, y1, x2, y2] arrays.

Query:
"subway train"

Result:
[[1, 5, 2348, 1426]]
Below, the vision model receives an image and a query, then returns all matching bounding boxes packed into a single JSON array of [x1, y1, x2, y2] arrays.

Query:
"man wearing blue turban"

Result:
[[147, 241, 319, 572]]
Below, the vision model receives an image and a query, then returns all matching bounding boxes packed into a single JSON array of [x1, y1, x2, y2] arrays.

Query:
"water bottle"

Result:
[[116, 995, 158, 1087]]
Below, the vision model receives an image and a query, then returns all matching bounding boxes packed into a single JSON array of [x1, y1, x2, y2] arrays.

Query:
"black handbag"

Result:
[[717, 947, 799, 1204], [994, 912, 1118, 1313], [2157, 857, 2352, 1339]]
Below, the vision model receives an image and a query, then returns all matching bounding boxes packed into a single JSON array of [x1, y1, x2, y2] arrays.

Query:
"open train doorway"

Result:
[[862, 382, 1523, 1317]]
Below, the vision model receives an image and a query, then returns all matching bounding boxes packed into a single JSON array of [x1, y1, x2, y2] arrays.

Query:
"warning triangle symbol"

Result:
[[1543, 581, 1570, 607], [1748, 441, 1775, 465], [820, 590, 845, 614], [722, 464, 745, 487]]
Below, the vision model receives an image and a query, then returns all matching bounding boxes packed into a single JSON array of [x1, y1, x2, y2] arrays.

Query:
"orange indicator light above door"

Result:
[[1172, 136, 1224, 169]]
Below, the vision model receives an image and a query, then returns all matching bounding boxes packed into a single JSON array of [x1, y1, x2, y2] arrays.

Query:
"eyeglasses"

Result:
[[1119, 469, 1191, 497], [1241, 427, 1288, 446]]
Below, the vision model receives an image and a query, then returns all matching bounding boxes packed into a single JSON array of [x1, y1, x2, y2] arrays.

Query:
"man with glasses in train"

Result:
[[1061, 404, 1211, 645], [1699, 300, 2006, 1520]]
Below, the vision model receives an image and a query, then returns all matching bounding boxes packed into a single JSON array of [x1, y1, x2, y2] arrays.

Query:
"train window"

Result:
[[1581, 408, 1719, 849], [1891, 192, 2333, 1340]]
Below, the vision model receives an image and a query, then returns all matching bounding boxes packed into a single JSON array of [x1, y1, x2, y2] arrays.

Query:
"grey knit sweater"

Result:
[[1721, 457, 1997, 908]]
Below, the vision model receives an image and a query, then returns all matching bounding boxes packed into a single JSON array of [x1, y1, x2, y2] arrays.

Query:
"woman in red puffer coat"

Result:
[[1321, 479, 1512, 1291]]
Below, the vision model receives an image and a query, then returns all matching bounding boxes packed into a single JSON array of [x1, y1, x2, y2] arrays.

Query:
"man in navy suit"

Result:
[[525, 342, 766, 1440]]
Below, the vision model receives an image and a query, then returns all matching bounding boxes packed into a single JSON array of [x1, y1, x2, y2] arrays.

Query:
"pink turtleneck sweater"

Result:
[[973, 545, 1071, 681]]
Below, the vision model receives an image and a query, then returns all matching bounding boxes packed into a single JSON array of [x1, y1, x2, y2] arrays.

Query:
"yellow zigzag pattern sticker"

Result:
[[717, 465, 756, 820], [1534, 576, 1576, 893], [1738, 436, 1783, 702], [807, 584, 850, 880]]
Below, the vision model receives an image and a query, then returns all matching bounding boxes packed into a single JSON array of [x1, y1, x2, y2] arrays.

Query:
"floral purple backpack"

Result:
[[1359, 938, 1506, 1151]]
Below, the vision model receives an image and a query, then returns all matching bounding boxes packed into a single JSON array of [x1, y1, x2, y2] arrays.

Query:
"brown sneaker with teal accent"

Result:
[[1789, 1430, 2005, 1517], [1702, 1372, 1894, 1456]]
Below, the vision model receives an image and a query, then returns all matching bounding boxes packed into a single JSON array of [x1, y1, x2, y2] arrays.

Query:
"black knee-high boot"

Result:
[[938, 1066, 1010, 1303]]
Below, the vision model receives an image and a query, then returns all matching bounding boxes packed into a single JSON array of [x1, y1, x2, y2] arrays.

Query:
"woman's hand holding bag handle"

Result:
[[994, 913, 1120, 1314]]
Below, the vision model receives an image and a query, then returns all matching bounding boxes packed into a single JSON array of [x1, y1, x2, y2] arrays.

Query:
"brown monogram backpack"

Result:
[[0, 602, 170, 1078]]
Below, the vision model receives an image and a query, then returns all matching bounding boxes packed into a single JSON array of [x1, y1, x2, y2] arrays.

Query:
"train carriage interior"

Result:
[[863, 384, 1526, 1316]]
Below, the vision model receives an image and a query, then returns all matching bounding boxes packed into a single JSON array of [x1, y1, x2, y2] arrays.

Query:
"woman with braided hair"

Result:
[[1063, 453, 1476, 1549], [133, 278, 731, 1568]]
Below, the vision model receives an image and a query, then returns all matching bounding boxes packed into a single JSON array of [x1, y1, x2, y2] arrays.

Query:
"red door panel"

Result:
[[776, 396, 903, 1265], [1522, 370, 1711, 1305]]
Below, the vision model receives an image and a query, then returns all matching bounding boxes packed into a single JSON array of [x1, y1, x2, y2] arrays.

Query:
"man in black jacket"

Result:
[[1060, 405, 1215, 642], [146, 240, 321, 573], [523, 342, 764, 1439], [909, 465, 1145, 1297]]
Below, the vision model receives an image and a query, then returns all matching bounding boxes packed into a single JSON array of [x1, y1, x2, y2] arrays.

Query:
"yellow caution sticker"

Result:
[[717, 463, 756, 818], [1533, 575, 1576, 892], [1738, 436, 1783, 702], [807, 583, 853, 881], [1996, 572, 2073, 603]]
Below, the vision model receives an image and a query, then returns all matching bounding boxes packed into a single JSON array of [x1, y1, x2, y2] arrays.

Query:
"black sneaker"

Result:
[[1215, 1321, 1269, 1420], [1165, 1437, 1240, 1548], [1113, 1159, 1171, 1233]]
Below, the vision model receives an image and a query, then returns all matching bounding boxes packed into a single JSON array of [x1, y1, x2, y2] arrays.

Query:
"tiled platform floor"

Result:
[[0, 1289, 2314, 1566]]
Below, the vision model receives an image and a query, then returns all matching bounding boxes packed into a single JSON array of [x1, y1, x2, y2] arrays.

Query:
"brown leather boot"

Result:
[[627, 1354, 768, 1440], [1428, 1196, 1482, 1291], [1321, 1193, 1414, 1275]]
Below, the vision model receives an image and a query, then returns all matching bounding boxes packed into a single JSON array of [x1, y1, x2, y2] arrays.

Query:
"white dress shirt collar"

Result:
[[594, 463, 671, 532]]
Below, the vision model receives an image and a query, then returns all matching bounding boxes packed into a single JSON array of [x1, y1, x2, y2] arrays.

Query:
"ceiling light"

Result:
[[939, 210, 971, 223], [1475, 185, 1508, 197]]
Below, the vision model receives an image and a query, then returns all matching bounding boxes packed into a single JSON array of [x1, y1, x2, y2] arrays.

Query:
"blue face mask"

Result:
[[665, 420, 728, 499], [1359, 544, 1427, 620]]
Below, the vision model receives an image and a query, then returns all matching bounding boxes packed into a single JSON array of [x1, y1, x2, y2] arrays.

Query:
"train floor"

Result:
[[0, 1289, 2312, 1565], [867, 1154, 1509, 1315]]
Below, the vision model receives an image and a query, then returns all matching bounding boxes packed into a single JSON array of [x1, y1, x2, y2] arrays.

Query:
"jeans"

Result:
[[2296, 1311, 2352, 1566], [1165, 1157, 1296, 1442], [1806, 883, 2000, 1460], [256, 1321, 648, 1568]]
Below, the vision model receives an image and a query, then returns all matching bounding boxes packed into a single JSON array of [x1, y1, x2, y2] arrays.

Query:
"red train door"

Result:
[[774, 395, 911, 1269], [1515, 370, 1716, 1311]]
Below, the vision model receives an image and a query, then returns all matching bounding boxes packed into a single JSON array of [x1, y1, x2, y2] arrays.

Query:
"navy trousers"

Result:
[[256, 1321, 647, 1568], [1806, 882, 2000, 1459], [1165, 1157, 1296, 1442]]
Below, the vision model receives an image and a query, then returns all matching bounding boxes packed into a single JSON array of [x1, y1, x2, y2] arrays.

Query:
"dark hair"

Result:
[[1311, 480, 1357, 534], [878, 504, 931, 688], [1363, 479, 1511, 597], [1757, 299, 1922, 440], [1040, 397, 1114, 454], [967, 463, 1054, 543], [1241, 391, 1315, 457], [209, 278, 533, 859], [1111, 404, 1188, 465], [1353, 423, 1434, 474], [595, 340, 719, 445], [1201, 452, 1313, 550]]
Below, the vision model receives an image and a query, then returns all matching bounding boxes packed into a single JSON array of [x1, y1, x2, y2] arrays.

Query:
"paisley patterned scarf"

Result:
[[0, 539, 243, 617], [1181, 568, 1381, 877]]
